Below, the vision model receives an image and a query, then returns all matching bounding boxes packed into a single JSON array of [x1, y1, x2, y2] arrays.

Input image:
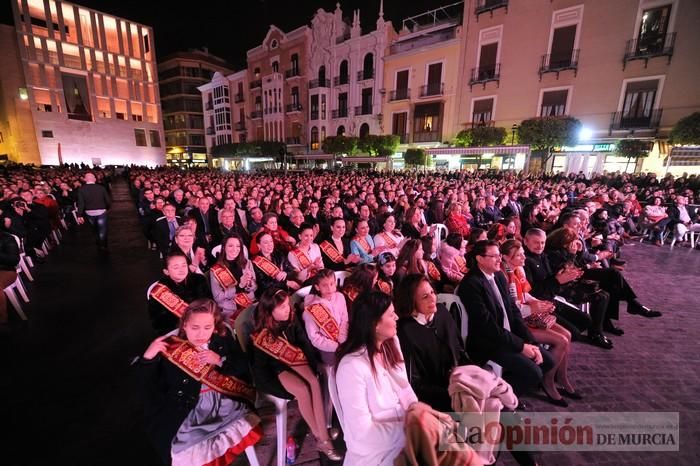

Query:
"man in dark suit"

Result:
[[502, 191, 523, 219], [193, 197, 218, 245], [153, 203, 181, 257], [457, 240, 553, 398], [483, 195, 504, 224]]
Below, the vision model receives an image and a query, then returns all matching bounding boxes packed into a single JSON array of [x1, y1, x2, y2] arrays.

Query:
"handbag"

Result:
[[524, 312, 556, 329], [559, 279, 601, 304]]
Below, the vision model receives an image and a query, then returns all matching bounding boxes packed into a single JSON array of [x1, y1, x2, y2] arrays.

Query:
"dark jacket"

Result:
[[397, 304, 473, 412], [147, 274, 211, 335], [153, 216, 182, 257], [77, 183, 111, 216], [523, 248, 562, 301], [136, 329, 252, 465], [457, 268, 535, 365], [251, 252, 297, 298], [318, 236, 352, 271], [0, 231, 20, 271]]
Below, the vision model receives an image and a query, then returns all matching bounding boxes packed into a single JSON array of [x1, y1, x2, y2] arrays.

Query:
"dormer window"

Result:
[[270, 39, 278, 49]]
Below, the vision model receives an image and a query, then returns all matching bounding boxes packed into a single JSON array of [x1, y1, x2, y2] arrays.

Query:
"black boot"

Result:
[[603, 319, 624, 335]]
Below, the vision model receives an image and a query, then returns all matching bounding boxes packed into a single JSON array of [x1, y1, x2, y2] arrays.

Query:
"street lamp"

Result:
[[511, 124, 519, 145]]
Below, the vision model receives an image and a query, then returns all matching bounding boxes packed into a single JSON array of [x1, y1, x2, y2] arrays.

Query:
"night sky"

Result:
[[0, 0, 455, 69]]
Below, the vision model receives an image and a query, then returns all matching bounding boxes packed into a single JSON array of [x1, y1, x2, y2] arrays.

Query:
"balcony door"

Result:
[[478, 43, 498, 79], [550, 25, 576, 68], [637, 5, 671, 53], [426, 63, 442, 95], [622, 79, 659, 126]]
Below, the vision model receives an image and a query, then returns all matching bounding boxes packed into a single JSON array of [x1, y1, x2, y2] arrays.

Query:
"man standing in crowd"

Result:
[[77, 172, 111, 252]]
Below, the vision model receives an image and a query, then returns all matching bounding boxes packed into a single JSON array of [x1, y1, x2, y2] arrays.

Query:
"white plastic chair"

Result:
[[432, 223, 448, 259], [670, 229, 697, 250], [260, 394, 289, 466], [327, 366, 346, 431], [4, 278, 28, 320], [211, 245, 222, 258], [290, 285, 312, 311], [146, 281, 158, 299], [11, 234, 33, 282], [334, 270, 350, 287]]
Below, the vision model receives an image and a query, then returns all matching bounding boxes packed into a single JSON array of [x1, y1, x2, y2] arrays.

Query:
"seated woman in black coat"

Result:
[[137, 299, 260, 466], [394, 274, 474, 412], [148, 252, 211, 335], [250, 288, 342, 461], [251, 231, 301, 299]]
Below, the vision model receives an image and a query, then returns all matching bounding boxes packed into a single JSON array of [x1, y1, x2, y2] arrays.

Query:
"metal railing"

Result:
[[475, 0, 509, 16], [357, 69, 374, 81], [469, 64, 500, 87], [419, 82, 444, 98], [206, 127, 215, 135], [249, 80, 262, 89], [310, 111, 319, 120], [623, 33, 676, 69], [610, 109, 663, 131], [285, 68, 301, 79], [389, 88, 410, 101], [286, 137, 303, 145], [235, 122, 246, 131], [332, 108, 349, 119], [250, 110, 262, 119], [354, 105, 373, 116], [234, 93, 244, 103], [333, 75, 349, 86], [394, 133, 409, 144], [539, 50, 579, 78], [413, 131, 441, 143], [309, 79, 330, 89], [286, 103, 303, 113], [467, 120, 496, 128]]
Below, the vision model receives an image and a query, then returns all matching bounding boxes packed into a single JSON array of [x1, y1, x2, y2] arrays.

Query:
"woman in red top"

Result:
[[500, 239, 579, 407], [249, 212, 296, 256], [445, 202, 471, 237]]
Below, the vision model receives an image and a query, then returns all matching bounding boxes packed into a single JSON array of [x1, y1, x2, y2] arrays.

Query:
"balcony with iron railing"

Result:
[[357, 69, 374, 81], [309, 79, 331, 89], [206, 127, 215, 135], [467, 120, 496, 129], [474, 0, 509, 20], [469, 64, 501, 90], [355, 105, 373, 116], [413, 131, 441, 143], [623, 33, 676, 69], [234, 93, 244, 103], [235, 122, 246, 131], [333, 75, 349, 86], [285, 68, 301, 79], [250, 110, 263, 119], [332, 108, 349, 119], [609, 109, 663, 133], [264, 106, 282, 115], [249, 80, 262, 89], [310, 111, 319, 120], [419, 82, 444, 98], [286, 103, 303, 113], [394, 133, 409, 144], [539, 50, 579, 80], [389, 88, 411, 101]]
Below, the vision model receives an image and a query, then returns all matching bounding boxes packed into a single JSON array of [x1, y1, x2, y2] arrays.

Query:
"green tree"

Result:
[[517, 116, 582, 171], [453, 126, 507, 147], [321, 136, 359, 155], [403, 148, 431, 168], [211, 142, 257, 157], [358, 134, 400, 157], [616, 139, 651, 173], [669, 112, 700, 145]]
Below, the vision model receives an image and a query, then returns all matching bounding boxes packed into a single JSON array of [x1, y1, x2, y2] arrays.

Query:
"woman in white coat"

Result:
[[335, 291, 480, 466]]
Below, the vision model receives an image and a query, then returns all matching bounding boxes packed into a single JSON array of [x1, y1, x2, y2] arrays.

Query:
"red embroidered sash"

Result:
[[354, 236, 371, 253], [162, 336, 256, 403], [426, 261, 441, 281], [150, 283, 188, 318], [305, 303, 340, 342], [253, 255, 281, 278], [455, 256, 468, 274], [211, 264, 253, 308], [377, 279, 392, 295], [292, 248, 313, 269], [379, 232, 397, 248], [342, 287, 359, 303], [320, 240, 344, 263], [252, 329, 308, 366]]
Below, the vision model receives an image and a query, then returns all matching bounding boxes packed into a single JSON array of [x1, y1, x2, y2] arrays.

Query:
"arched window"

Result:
[[359, 123, 370, 139], [318, 65, 326, 85], [337, 125, 345, 136], [339, 60, 349, 84], [321, 126, 326, 142], [311, 126, 319, 150], [362, 53, 374, 80]]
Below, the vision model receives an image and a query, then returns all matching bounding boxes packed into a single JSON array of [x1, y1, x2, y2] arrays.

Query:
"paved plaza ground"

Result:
[[2, 178, 699, 466]]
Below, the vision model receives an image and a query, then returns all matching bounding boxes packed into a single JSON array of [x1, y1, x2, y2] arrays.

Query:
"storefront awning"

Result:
[[426, 145, 530, 156], [341, 157, 391, 164]]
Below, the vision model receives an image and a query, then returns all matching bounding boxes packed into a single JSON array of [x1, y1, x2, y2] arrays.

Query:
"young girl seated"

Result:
[[250, 288, 342, 461], [148, 252, 211, 335], [376, 252, 397, 296], [302, 269, 349, 365], [138, 299, 261, 466], [210, 234, 256, 322], [341, 263, 378, 307], [288, 223, 323, 284]]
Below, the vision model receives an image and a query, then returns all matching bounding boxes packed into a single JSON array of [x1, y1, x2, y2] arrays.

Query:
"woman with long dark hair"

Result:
[[373, 212, 406, 259], [341, 262, 378, 306], [251, 231, 300, 298], [335, 291, 478, 466], [209, 234, 256, 321], [250, 288, 342, 461]]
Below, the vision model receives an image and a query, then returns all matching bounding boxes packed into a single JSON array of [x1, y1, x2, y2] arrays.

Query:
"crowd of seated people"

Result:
[[132, 166, 699, 465]]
